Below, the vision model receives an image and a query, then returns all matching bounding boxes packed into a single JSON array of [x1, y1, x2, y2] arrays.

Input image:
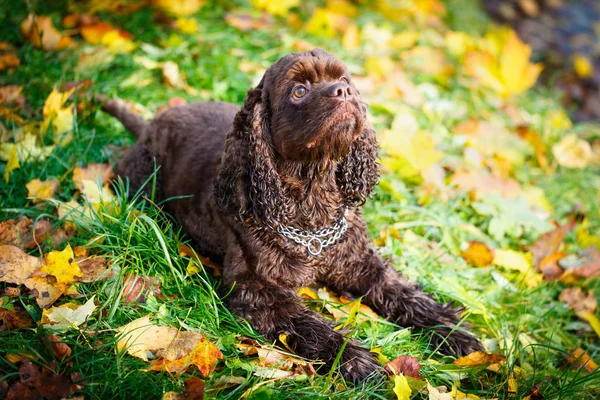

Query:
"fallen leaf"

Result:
[[559, 287, 596, 314], [116, 315, 179, 361], [529, 219, 577, 268], [175, 18, 198, 34], [224, 12, 273, 31], [538, 252, 566, 281], [578, 311, 600, 338], [42, 87, 75, 140], [565, 348, 598, 372], [567, 246, 600, 280], [42, 334, 72, 360], [381, 130, 443, 179], [465, 28, 542, 98], [573, 54, 593, 78], [493, 249, 532, 273], [252, 0, 299, 16], [393, 374, 411, 400], [4, 145, 19, 183], [0, 42, 20, 71], [39, 244, 82, 287], [75, 256, 111, 282], [427, 382, 453, 400], [121, 274, 163, 303], [0, 307, 34, 331], [40, 297, 96, 330], [101, 30, 136, 54], [155, 0, 206, 17], [5, 359, 81, 400], [316, 287, 381, 324], [162, 61, 198, 95], [149, 335, 223, 377], [26, 178, 59, 203], [24, 275, 64, 308], [0, 217, 51, 250], [454, 351, 505, 367], [20, 14, 73, 51], [461, 241, 494, 267], [72, 163, 113, 190], [0, 245, 41, 285], [0, 133, 56, 163], [386, 355, 422, 379], [552, 134, 593, 169], [451, 170, 521, 200]]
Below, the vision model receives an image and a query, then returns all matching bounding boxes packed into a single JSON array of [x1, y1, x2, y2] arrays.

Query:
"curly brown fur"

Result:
[[103, 48, 483, 383]]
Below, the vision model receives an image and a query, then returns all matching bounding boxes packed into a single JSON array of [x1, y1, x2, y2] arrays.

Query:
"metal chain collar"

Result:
[[277, 212, 348, 256]]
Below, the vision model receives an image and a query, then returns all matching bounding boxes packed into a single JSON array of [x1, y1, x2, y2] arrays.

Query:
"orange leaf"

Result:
[[454, 351, 505, 367], [566, 348, 598, 373], [148, 336, 223, 377], [461, 241, 494, 267]]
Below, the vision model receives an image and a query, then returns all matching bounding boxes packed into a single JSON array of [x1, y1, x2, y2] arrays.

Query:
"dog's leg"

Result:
[[226, 278, 381, 382], [325, 245, 483, 356]]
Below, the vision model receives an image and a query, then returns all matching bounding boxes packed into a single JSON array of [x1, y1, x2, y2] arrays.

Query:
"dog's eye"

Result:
[[293, 86, 307, 98], [340, 76, 349, 84]]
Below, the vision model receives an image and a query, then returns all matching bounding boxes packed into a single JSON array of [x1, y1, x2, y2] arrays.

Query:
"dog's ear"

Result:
[[215, 80, 292, 227], [336, 108, 379, 207]]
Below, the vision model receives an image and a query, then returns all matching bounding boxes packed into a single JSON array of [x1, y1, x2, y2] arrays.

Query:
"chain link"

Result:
[[277, 213, 348, 256]]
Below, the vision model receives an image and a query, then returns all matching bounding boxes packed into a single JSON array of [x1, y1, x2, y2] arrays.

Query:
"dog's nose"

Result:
[[326, 82, 353, 100]]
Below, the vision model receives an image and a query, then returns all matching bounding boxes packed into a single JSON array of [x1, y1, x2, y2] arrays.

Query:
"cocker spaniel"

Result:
[[102, 49, 483, 382]]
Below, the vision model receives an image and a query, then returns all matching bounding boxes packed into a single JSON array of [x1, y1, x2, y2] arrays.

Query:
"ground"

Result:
[[0, 1, 599, 399]]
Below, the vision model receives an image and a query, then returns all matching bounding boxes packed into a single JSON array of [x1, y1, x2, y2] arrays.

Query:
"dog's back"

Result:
[[104, 100, 240, 258]]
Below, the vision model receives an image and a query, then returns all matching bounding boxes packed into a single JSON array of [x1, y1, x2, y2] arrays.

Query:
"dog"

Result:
[[101, 49, 483, 382]]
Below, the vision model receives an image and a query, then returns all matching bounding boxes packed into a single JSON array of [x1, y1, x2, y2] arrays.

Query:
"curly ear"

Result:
[[336, 123, 379, 207], [215, 84, 292, 227]]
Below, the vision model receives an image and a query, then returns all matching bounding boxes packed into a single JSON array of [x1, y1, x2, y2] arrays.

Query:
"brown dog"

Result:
[[102, 49, 482, 382]]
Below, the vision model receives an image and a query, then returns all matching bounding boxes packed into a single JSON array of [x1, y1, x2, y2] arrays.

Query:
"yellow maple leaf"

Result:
[[493, 249, 531, 273], [466, 29, 542, 98], [20, 14, 73, 51], [26, 178, 59, 203], [0, 133, 56, 163], [252, 0, 300, 16], [40, 244, 83, 286], [342, 23, 360, 51], [148, 335, 223, 377], [4, 144, 19, 183], [381, 130, 443, 179], [101, 31, 136, 54], [43, 87, 75, 137]]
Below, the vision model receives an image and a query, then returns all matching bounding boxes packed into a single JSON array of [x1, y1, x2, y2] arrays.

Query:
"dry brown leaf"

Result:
[[0, 217, 52, 251], [235, 338, 309, 371], [528, 219, 577, 268], [0, 245, 41, 285], [454, 351, 506, 367], [566, 348, 598, 372], [558, 287, 597, 315], [538, 252, 566, 281], [385, 355, 422, 379], [75, 256, 111, 282], [121, 274, 163, 303], [20, 14, 73, 51], [563, 246, 600, 280], [24, 275, 64, 308], [0, 307, 34, 331], [42, 334, 72, 361], [0, 42, 20, 71], [4, 359, 82, 400], [461, 241, 494, 267]]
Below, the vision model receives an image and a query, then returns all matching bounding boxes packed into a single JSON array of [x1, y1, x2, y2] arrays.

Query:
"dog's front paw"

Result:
[[430, 328, 484, 357], [339, 343, 382, 383]]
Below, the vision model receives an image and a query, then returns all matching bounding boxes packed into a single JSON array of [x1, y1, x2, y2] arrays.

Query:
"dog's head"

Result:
[[215, 49, 379, 227]]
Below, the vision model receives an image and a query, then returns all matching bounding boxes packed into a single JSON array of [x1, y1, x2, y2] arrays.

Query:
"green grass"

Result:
[[1, 0, 600, 399]]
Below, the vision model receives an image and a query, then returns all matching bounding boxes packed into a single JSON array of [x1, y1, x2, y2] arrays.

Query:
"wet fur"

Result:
[[103, 49, 483, 382]]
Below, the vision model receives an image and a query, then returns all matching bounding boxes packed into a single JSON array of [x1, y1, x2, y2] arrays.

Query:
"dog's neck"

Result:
[[276, 158, 345, 230]]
